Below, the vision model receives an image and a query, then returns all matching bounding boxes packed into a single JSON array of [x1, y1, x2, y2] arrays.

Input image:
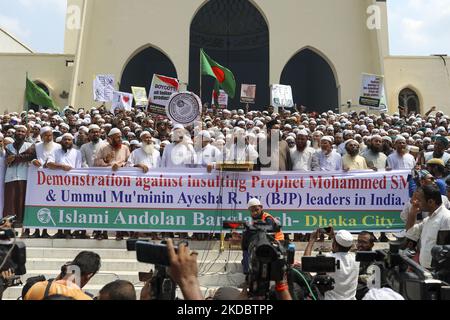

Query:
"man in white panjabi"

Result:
[[127, 131, 161, 172]]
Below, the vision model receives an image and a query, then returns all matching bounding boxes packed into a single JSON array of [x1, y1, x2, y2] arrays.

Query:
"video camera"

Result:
[[127, 239, 183, 300], [0, 216, 26, 294], [355, 231, 450, 300], [300, 253, 340, 297], [223, 220, 287, 298]]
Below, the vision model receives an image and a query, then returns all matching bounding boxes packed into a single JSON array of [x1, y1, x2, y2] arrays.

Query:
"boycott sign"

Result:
[[148, 74, 179, 108], [24, 168, 409, 232], [240, 84, 256, 104]]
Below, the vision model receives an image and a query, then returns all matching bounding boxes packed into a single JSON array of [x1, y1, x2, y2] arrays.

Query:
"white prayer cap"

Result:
[[60, 123, 69, 130], [40, 126, 53, 135], [88, 124, 100, 131], [394, 135, 406, 143], [172, 124, 184, 131], [286, 136, 295, 142], [108, 128, 122, 137], [61, 133, 74, 140], [15, 125, 27, 130], [79, 126, 89, 134], [161, 140, 170, 146], [409, 146, 420, 153], [296, 129, 309, 136], [321, 136, 334, 143], [140, 131, 152, 138], [55, 137, 63, 143], [371, 135, 382, 140], [382, 136, 392, 143], [335, 230, 353, 248], [199, 130, 211, 140], [363, 288, 404, 300], [4, 137, 14, 144], [130, 140, 140, 146], [248, 198, 261, 208]]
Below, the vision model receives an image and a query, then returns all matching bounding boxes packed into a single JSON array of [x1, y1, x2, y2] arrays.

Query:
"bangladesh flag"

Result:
[[25, 76, 57, 110], [200, 48, 236, 98]]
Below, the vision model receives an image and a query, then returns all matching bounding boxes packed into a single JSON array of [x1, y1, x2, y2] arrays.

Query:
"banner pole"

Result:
[[199, 49, 202, 106]]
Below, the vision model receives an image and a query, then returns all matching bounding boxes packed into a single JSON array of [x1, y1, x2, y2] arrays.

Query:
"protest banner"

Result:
[[111, 91, 133, 112], [148, 74, 180, 108], [131, 86, 148, 106], [93, 75, 115, 102], [211, 89, 228, 108], [359, 73, 384, 109], [24, 168, 409, 232], [240, 84, 256, 104], [270, 84, 294, 109]]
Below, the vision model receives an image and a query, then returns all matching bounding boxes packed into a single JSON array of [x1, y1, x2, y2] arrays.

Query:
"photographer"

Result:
[[356, 231, 376, 300], [24, 251, 101, 300], [304, 228, 360, 300], [405, 185, 450, 268]]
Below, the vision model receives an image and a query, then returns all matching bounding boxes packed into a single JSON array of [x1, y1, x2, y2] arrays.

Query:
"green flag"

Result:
[[25, 77, 56, 110], [200, 48, 236, 98]]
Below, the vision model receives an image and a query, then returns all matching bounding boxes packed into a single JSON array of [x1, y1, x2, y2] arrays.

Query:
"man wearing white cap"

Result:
[[94, 128, 130, 171], [25, 127, 61, 170], [194, 130, 222, 169], [46, 134, 83, 239], [304, 227, 360, 300], [80, 124, 107, 168], [242, 198, 284, 275], [342, 140, 368, 171], [362, 135, 387, 170], [387, 136, 416, 170], [161, 124, 197, 168], [290, 130, 315, 171], [311, 136, 342, 171], [127, 131, 161, 173]]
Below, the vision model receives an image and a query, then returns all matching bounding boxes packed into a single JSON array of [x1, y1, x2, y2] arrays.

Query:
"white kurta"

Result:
[[225, 144, 259, 162], [127, 148, 161, 169], [35, 142, 61, 167], [49, 148, 83, 169], [161, 142, 197, 168], [196, 144, 223, 167], [290, 146, 315, 171], [387, 152, 416, 170], [324, 252, 360, 300], [80, 140, 107, 168]]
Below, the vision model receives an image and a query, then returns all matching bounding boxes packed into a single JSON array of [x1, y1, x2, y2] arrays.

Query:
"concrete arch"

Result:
[[282, 46, 340, 88], [190, 0, 270, 31], [119, 43, 178, 82], [280, 46, 340, 113]]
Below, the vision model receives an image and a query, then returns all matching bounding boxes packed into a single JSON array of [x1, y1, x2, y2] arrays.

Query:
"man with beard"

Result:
[[256, 120, 291, 171], [382, 136, 393, 156], [4, 126, 32, 238], [194, 130, 222, 169], [362, 135, 387, 170], [47, 134, 83, 239], [342, 140, 368, 171], [161, 125, 197, 168], [95, 128, 130, 240], [338, 130, 354, 155], [290, 130, 315, 171], [311, 136, 342, 171], [424, 137, 450, 172], [387, 136, 416, 170], [95, 128, 130, 170], [21, 126, 61, 238], [75, 127, 89, 149], [311, 131, 323, 151], [127, 131, 161, 172], [81, 125, 107, 168]]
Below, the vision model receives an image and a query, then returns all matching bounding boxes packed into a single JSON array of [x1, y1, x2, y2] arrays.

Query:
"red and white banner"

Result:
[[148, 74, 180, 108]]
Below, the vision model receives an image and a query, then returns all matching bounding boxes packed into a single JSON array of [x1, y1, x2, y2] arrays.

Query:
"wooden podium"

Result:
[[216, 161, 254, 172]]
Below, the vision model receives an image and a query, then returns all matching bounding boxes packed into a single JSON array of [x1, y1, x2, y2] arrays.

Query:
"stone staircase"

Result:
[[2, 238, 390, 300]]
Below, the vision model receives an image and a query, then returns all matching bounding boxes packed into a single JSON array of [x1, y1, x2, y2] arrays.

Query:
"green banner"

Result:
[[25, 206, 403, 232]]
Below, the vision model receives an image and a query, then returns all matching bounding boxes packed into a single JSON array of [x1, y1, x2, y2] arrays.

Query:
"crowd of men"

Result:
[[1, 104, 450, 243]]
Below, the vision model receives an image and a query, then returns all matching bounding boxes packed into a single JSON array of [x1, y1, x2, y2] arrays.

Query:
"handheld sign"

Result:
[[93, 74, 115, 102], [270, 84, 294, 108], [148, 74, 180, 108], [359, 73, 384, 109], [112, 91, 133, 112], [131, 86, 148, 106], [166, 91, 201, 126], [240, 84, 256, 104], [211, 89, 228, 108]]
